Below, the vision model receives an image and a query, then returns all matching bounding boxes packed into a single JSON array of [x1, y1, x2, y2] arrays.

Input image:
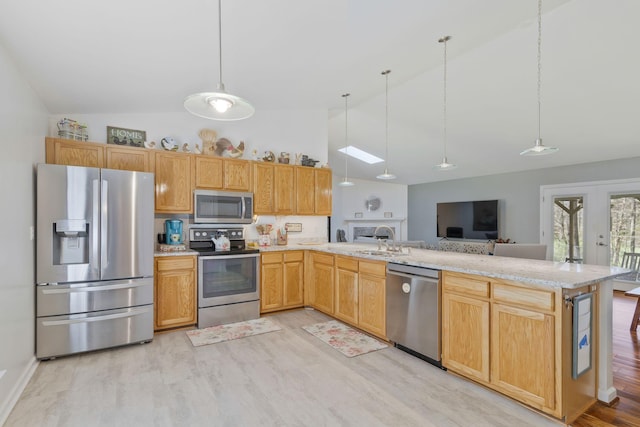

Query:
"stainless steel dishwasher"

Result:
[[386, 263, 443, 368]]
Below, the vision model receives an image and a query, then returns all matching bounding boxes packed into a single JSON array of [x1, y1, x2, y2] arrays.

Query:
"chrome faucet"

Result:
[[374, 225, 397, 252]]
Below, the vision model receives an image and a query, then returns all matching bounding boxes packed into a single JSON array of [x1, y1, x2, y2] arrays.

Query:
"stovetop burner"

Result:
[[192, 248, 259, 256], [189, 226, 258, 256]]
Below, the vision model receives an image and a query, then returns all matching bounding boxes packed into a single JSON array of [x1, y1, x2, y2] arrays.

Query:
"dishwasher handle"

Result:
[[387, 263, 440, 280]]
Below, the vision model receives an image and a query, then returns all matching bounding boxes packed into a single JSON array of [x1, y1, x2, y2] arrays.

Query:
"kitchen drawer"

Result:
[[443, 272, 490, 298], [493, 282, 555, 312], [262, 252, 284, 264], [336, 256, 358, 271], [312, 252, 334, 266], [156, 256, 196, 271], [284, 251, 304, 262], [359, 260, 386, 276]]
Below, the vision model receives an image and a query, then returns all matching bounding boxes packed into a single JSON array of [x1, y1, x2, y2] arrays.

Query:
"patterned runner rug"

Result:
[[186, 317, 282, 347], [302, 320, 388, 357]]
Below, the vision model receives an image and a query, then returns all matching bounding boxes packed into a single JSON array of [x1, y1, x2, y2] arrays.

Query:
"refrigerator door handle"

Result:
[[41, 306, 151, 326], [40, 280, 150, 294], [92, 178, 101, 276], [101, 178, 108, 275]]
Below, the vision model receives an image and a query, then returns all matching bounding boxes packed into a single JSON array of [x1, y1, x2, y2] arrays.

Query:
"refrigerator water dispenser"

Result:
[[53, 219, 89, 265]]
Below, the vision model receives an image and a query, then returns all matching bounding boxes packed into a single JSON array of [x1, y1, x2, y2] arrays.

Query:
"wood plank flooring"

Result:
[[5, 293, 640, 427], [573, 291, 640, 427]]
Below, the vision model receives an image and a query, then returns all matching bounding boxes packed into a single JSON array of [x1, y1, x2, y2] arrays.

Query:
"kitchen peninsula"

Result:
[[261, 242, 627, 424]]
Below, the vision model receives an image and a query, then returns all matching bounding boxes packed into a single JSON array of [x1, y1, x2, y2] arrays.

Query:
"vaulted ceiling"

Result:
[[1, 0, 638, 184]]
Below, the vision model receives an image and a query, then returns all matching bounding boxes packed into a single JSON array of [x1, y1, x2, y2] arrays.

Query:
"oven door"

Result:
[[198, 253, 260, 307]]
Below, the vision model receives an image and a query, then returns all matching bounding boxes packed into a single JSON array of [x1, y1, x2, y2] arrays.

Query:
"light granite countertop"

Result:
[[154, 249, 199, 257], [259, 242, 629, 289]]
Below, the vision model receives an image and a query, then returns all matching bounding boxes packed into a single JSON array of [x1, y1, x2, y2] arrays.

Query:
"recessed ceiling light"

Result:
[[337, 146, 384, 164]]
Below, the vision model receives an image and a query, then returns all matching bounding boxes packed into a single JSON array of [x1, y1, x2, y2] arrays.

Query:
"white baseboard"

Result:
[[0, 357, 38, 426]]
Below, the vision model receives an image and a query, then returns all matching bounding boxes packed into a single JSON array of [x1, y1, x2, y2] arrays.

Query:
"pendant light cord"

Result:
[[443, 37, 448, 158], [382, 70, 391, 169], [218, 0, 224, 86], [537, 0, 542, 141], [342, 93, 350, 179]]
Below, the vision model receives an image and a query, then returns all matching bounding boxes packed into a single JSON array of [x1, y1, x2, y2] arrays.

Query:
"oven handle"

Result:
[[199, 252, 260, 261]]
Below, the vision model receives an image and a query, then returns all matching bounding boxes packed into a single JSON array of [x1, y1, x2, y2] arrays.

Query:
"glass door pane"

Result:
[[609, 194, 640, 267], [552, 196, 584, 263]]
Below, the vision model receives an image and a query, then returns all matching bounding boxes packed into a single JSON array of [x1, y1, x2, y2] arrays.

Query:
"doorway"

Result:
[[541, 178, 640, 290]]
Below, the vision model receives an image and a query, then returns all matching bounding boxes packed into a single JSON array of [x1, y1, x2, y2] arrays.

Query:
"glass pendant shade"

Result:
[[433, 157, 457, 170], [338, 178, 355, 187], [376, 168, 397, 180], [184, 0, 254, 121], [520, 138, 558, 156]]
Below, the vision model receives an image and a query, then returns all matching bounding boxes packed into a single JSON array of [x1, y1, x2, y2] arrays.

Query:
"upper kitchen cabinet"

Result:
[[105, 145, 155, 172], [154, 151, 194, 213], [194, 156, 223, 189], [253, 162, 296, 215], [253, 162, 274, 214], [46, 137, 104, 168], [224, 158, 252, 192], [295, 166, 332, 215]]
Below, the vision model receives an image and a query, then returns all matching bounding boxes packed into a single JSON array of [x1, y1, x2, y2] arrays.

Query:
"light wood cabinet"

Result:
[[194, 156, 224, 189], [253, 163, 275, 214], [335, 256, 359, 325], [154, 151, 193, 213], [294, 166, 332, 215], [45, 137, 104, 167], [154, 255, 197, 331], [441, 271, 593, 421], [295, 167, 315, 215], [314, 167, 332, 215], [260, 251, 304, 313], [224, 158, 252, 191], [274, 164, 296, 214], [307, 251, 335, 315], [105, 145, 154, 172], [357, 260, 386, 338]]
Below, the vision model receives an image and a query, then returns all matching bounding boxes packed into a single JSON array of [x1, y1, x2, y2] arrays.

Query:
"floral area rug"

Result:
[[302, 320, 388, 357], [186, 317, 282, 347]]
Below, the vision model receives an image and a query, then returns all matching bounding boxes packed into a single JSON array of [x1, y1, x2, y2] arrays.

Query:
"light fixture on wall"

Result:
[[434, 36, 457, 171], [520, 0, 558, 156], [184, 0, 254, 121], [338, 93, 355, 187], [377, 70, 396, 180]]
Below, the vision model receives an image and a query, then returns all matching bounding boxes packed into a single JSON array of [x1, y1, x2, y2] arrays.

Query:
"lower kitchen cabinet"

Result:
[[441, 270, 596, 422], [335, 256, 359, 325], [260, 251, 304, 313], [154, 255, 197, 331], [307, 251, 335, 315], [357, 260, 386, 338]]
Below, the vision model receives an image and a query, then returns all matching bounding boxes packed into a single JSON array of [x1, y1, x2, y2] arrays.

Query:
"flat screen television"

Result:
[[437, 199, 499, 240]]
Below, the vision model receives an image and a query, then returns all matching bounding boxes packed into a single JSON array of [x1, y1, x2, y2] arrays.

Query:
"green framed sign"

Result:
[[107, 126, 146, 147]]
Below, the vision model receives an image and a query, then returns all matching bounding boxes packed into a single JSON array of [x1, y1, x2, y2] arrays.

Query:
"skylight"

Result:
[[337, 146, 383, 164]]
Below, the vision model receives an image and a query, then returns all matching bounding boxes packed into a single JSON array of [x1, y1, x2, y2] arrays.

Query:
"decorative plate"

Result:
[[365, 197, 381, 212]]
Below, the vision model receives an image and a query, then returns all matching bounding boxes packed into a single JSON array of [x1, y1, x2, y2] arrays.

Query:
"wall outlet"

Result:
[[0, 369, 5, 380]]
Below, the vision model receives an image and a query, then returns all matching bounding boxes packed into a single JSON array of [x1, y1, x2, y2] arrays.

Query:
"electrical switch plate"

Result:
[[285, 223, 302, 232], [30, 226, 34, 241], [0, 370, 5, 380]]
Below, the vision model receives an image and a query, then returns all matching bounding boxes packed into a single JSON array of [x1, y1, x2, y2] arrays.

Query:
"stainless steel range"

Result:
[[189, 226, 260, 328]]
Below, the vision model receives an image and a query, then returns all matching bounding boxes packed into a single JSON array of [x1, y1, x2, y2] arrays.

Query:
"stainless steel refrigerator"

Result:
[[36, 163, 154, 359]]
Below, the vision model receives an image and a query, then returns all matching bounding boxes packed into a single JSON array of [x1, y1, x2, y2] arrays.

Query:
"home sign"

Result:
[[107, 126, 146, 147]]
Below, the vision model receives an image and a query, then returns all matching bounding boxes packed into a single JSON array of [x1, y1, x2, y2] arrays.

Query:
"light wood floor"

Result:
[[7, 308, 562, 427], [573, 291, 640, 427]]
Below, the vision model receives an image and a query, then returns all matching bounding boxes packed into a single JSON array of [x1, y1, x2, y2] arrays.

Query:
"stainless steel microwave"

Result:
[[194, 190, 253, 224]]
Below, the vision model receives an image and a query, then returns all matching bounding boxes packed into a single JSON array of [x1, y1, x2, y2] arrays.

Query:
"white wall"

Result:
[[331, 178, 408, 242], [0, 42, 48, 423], [408, 157, 640, 246], [48, 109, 329, 166]]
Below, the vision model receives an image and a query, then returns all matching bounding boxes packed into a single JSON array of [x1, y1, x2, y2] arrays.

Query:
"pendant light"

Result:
[[377, 70, 396, 180], [434, 36, 457, 170], [184, 0, 254, 121], [520, 0, 558, 155], [338, 93, 355, 187]]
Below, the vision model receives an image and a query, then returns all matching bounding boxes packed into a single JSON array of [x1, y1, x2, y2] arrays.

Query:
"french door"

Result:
[[541, 178, 640, 276]]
